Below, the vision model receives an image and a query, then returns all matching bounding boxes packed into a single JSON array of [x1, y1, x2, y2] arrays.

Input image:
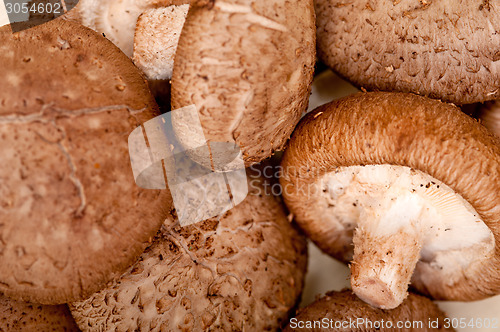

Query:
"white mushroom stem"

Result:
[[351, 195, 424, 310]]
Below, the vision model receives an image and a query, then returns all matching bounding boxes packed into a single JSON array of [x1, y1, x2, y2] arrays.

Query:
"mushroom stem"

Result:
[[350, 195, 424, 309]]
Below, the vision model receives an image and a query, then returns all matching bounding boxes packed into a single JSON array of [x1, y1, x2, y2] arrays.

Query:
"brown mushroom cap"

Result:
[[280, 92, 500, 305], [315, 0, 500, 104], [283, 290, 453, 332], [70, 175, 308, 331], [0, 19, 169, 304], [0, 294, 79, 331], [171, 0, 316, 167], [133, 5, 189, 81]]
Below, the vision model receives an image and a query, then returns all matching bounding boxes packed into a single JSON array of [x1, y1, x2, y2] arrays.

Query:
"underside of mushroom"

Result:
[[70, 174, 308, 331], [318, 165, 494, 309]]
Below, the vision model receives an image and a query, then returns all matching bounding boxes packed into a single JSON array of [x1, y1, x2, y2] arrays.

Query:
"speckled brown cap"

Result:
[[315, 0, 500, 104], [0, 19, 169, 304], [283, 290, 453, 332], [280, 92, 500, 303], [70, 175, 308, 331], [132, 5, 189, 81], [0, 294, 79, 331], [171, 0, 316, 167]]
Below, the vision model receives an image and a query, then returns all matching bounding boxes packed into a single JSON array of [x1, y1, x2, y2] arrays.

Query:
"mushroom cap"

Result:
[[283, 290, 453, 332], [74, 0, 191, 56], [0, 294, 79, 331], [70, 175, 308, 331], [132, 4, 189, 81], [315, 0, 500, 105], [0, 19, 168, 304], [171, 0, 316, 167], [280, 92, 500, 301]]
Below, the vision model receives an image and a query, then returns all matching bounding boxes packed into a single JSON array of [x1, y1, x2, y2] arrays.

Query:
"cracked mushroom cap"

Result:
[[70, 175, 308, 331], [280, 92, 500, 309], [315, 0, 500, 104], [478, 100, 500, 137], [283, 290, 453, 332], [171, 0, 316, 168], [0, 294, 79, 332], [73, 0, 191, 56], [0, 19, 169, 304]]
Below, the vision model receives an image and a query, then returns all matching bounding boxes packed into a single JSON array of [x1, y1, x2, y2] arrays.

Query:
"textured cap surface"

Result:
[[280, 92, 500, 301], [315, 0, 500, 104], [171, 0, 316, 166], [133, 5, 189, 80], [71, 175, 308, 331], [0, 19, 168, 304]]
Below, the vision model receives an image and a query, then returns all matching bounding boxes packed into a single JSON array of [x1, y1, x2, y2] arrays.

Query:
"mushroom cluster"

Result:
[[69, 0, 191, 105], [72, 0, 316, 166], [1, 0, 499, 330], [70, 175, 307, 331], [0, 2, 310, 328]]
